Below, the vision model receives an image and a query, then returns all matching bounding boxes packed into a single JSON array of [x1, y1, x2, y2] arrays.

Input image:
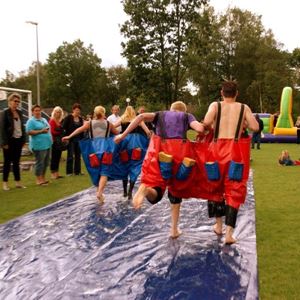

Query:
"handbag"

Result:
[[53, 134, 69, 151]]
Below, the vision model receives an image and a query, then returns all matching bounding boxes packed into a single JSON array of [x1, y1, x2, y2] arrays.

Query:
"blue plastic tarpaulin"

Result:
[[0, 173, 258, 299]]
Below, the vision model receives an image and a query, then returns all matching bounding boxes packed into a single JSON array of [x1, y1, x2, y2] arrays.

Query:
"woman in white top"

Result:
[[62, 105, 118, 202]]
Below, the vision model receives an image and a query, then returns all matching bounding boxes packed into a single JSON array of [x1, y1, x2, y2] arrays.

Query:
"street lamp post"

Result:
[[26, 21, 40, 106], [126, 98, 131, 106]]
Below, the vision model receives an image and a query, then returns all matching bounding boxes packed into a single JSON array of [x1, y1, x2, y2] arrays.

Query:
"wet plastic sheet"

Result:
[[0, 173, 258, 299]]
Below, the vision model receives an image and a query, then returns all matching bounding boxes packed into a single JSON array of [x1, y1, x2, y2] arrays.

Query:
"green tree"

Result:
[[46, 39, 105, 112], [121, 0, 207, 108], [187, 7, 292, 113]]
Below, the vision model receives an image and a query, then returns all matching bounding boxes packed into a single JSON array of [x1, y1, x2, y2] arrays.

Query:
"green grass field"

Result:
[[0, 143, 300, 298]]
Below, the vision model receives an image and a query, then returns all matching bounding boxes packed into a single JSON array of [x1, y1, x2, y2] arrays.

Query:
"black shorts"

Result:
[[147, 187, 182, 205], [147, 186, 164, 205], [168, 191, 182, 204]]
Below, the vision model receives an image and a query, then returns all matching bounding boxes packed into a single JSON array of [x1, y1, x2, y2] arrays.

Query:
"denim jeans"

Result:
[[33, 149, 50, 176]]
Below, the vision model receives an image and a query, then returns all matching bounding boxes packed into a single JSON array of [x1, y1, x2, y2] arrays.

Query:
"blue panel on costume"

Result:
[[0, 173, 259, 299], [80, 134, 149, 186]]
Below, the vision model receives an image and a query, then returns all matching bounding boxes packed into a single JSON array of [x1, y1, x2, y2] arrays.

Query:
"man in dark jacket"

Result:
[[251, 114, 264, 149]]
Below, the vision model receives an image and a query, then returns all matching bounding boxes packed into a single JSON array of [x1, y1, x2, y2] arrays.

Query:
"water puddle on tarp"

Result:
[[0, 173, 258, 299]]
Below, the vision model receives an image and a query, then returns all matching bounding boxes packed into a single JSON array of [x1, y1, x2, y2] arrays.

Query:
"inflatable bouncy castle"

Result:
[[258, 87, 297, 143]]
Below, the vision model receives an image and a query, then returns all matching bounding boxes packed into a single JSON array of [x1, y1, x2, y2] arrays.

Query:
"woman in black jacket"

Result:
[[62, 103, 84, 176], [0, 93, 26, 190]]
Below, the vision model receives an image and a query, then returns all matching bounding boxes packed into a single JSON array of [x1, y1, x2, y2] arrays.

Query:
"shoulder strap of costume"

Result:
[[234, 104, 245, 141], [182, 113, 189, 139], [157, 111, 167, 139], [105, 120, 110, 138], [214, 102, 221, 142], [89, 120, 93, 139]]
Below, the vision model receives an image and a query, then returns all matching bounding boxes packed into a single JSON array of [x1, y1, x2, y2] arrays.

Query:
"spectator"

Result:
[[278, 150, 300, 166], [251, 114, 264, 149], [0, 93, 26, 190], [295, 116, 300, 144], [26, 105, 52, 185], [62, 103, 84, 176], [107, 105, 121, 133], [49, 106, 65, 179]]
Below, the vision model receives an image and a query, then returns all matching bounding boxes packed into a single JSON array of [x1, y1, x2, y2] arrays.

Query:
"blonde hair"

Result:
[[170, 101, 187, 112], [94, 105, 106, 119], [8, 92, 21, 102], [51, 106, 64, 122], [121, 105, 136, 123]]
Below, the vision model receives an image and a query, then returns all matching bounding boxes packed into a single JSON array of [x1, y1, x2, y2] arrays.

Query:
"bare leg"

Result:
[[97, 175, 107, 203], [225, 225, 236, 245], [170, 203, 182, 239], [132, 183, 157, 209], [213, 217, 223, 235]]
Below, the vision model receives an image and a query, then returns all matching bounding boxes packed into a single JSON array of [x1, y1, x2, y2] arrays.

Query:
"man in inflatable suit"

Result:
[[203, 80, 258, 244], [115, 101, 204, 238]]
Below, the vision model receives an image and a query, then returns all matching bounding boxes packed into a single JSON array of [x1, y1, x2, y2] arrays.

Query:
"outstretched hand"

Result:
[[62, 136, 70, 142], [114, 134, 124, 144]]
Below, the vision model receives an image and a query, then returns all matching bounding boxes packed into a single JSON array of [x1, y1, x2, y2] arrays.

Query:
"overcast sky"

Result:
[[1, 0, 299, 80]]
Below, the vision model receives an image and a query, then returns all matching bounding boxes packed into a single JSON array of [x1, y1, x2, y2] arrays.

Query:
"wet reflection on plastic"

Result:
[[0, 173, 258, 299]]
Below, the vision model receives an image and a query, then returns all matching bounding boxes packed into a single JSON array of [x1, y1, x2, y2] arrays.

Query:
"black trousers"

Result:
[[66, 140, 81, 175], [2, 138, 23, 182], [50, 144, 62, 172]]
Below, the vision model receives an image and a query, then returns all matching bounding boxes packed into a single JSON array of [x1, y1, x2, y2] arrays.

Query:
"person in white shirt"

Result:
[[107, 105, 121, 133]]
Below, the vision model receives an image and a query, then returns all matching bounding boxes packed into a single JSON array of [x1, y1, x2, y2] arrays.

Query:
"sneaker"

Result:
[[3, 185, 10, 191], [66, 174, 73, 177], [16, 185, 27, 189]]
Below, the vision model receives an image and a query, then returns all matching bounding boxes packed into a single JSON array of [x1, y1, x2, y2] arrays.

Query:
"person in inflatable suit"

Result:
[[115, 101, 204, 238], [63, 106, 119, 202], [203, 80, 259, 244], [113, 105, 151, 200]]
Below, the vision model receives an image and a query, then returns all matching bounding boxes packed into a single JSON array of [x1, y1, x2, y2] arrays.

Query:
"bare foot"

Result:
[[225, 226, 236, 244], [225, 236, 237, 245], [213, 223, 223, 235], [170, 230, 182, 239], [96, 193, 105, 204], [132, 184, 147, 209]]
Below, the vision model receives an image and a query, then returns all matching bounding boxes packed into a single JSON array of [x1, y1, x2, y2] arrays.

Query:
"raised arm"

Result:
[[62, 121, 89, 141], [114, 112, 155, 143], [140, 121, 151, 137]]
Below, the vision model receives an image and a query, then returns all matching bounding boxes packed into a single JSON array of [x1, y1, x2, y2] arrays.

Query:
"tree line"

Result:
[[1, 1, 300, 119]]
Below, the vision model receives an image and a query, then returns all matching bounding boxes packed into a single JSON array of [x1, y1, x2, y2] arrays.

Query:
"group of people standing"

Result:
[[1, 99, 92, 189]]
